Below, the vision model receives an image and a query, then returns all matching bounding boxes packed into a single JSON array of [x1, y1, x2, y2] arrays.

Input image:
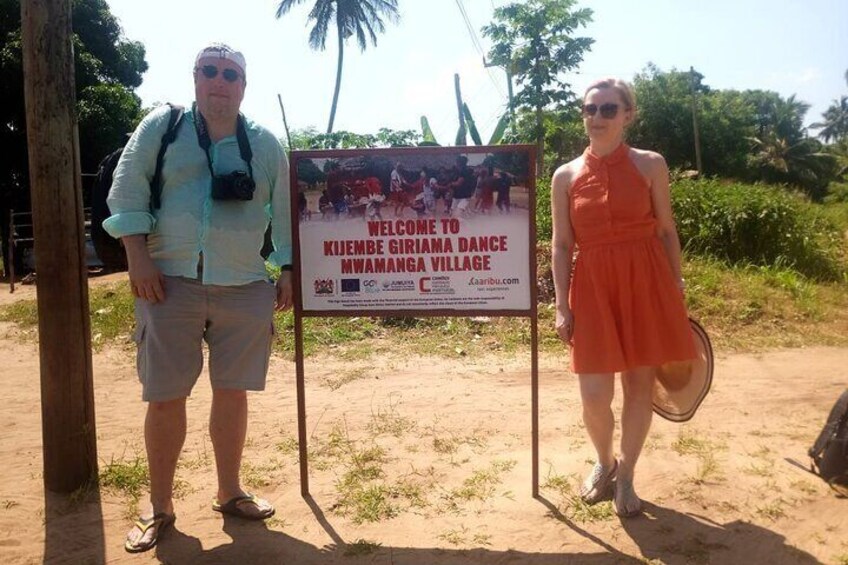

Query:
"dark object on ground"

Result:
[[809, 388, 848, 495]]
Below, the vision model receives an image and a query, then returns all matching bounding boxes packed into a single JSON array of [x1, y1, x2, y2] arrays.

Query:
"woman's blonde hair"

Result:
[[584, 78, 637, 118]]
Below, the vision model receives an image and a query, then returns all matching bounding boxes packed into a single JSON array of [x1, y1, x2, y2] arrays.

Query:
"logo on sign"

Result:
[[341, 278, 361, 293], [381, 279, 415, 292], [314, 279, 335, 295], [363, 279, 380, 293], [420, 275, 454, 294]]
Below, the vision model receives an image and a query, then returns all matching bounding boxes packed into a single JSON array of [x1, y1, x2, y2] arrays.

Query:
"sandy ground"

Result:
[[0, 275, 846, 564]]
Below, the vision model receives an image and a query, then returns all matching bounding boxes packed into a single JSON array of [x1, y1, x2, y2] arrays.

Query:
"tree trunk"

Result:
[[21, 0, 97, 492], [454, 74, 466, 146], [535, 104, 544, 177], [327, 24, 345, 134]]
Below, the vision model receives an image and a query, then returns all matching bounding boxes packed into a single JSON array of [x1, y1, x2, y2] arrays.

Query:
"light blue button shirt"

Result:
[[104, 105, 292, 286]]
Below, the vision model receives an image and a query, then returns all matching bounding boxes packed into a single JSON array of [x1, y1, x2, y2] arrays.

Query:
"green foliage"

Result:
[[629, 65, 753, 178], [505, 107, 584, 177], [483, 0, 594, 172], [535, 176, 552, 241], [488, 113, 510, 145], [287, 126, 420, 150], [375, 127, 419, 147], [813, 94, 848, 143], [483, 0, 594, 111], [462, 103, 483, 145], [99, 457, 148, 501], [88, 283, 136, 347], [0, 0, 147, 268], [811, 68, 847, 143], [825, 183, 848, 203], [746, 93, 836, 199], [629, 66, 838, 198], [671, 179, 845, 280], [77, 84, 144, 177], [420, 116, 438, 145]]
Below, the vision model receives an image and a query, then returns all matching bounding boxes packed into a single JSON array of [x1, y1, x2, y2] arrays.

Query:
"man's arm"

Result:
[[103, 106, 173, 239]]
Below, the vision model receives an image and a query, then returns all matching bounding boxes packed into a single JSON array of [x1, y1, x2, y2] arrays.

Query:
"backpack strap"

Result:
[[150, 103, 185, 210]]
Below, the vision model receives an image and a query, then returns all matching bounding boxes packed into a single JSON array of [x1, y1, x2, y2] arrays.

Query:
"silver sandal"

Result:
[[579, 459, 618, 504]]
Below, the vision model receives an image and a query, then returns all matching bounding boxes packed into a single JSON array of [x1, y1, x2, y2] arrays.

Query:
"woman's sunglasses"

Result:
[[582, 103, 620, 119], [196, 65, 242, 83]]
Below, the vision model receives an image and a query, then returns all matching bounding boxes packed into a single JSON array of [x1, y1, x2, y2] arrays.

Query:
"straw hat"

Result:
[[652, 318, 714, 423]]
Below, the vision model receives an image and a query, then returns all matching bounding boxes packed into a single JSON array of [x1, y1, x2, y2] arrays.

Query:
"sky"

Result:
[[104, 0, 848, 146]]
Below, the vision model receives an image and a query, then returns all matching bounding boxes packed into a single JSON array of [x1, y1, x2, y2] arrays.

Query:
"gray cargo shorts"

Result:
[[132, 276, 276, 402]]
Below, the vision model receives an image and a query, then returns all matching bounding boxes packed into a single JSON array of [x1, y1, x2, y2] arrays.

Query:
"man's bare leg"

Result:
[[209, 388, 272, 518], [125, 397, 186, 549]]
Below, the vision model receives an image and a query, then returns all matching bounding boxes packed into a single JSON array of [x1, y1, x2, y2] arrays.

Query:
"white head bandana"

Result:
[[194, 43, 246, 76]]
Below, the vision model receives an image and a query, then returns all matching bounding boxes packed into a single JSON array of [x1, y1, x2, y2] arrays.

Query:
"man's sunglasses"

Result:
[[196, 65, 242, 83], [582, 103, 620, 119]]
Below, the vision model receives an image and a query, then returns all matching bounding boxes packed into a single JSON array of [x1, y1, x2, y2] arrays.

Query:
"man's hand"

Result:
[[275, 270, 293, 311], [123, 235, 165, 303]]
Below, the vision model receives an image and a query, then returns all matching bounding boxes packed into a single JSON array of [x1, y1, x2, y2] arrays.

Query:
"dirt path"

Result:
[[0, 277, 846, 564]]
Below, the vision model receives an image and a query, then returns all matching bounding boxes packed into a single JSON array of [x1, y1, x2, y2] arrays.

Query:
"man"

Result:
[[450, 155, 476, 217], [495, 170, 512, 214], [104, 43, 293, 553]]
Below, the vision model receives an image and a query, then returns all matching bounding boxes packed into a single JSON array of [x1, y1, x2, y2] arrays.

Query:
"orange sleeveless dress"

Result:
[[568, 143, 695, 373]]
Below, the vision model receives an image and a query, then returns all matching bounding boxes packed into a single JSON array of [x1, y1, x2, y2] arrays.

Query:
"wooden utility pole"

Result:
[[689, 66, 703, 175], [21, 0, 97, 492]]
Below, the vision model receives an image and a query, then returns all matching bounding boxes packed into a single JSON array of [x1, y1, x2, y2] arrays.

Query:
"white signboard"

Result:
[[292, 147, 535, 315]]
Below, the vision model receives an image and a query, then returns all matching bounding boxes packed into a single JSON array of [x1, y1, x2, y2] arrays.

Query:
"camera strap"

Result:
[[192, 102, 254, 180]]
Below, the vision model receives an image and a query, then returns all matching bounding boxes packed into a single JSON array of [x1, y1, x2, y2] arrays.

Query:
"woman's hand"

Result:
[[555, 307, 574, 345]]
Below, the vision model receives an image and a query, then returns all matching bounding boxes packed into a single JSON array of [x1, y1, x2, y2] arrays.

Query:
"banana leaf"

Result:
[[488, 113, 510, 145], [420, 116, 439, 145], [462, 103, 483, 146]]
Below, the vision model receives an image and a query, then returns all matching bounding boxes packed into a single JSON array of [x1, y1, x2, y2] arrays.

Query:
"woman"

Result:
[[551, 78, 695, 517]]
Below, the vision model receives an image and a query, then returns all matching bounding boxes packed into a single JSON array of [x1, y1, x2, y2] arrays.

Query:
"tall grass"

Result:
[[672, 179, 845, 281], [537, 177, 846, 281]]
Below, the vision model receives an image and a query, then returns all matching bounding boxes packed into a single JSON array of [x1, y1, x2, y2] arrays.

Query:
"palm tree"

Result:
[[812, 69, 848, 144], [749, 132, 834, 198], [275, 0, 399, 134], [813, 96, 848, 143]]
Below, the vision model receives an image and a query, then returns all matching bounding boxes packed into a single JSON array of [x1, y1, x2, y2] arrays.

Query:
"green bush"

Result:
[[535, 176, 552, 242], [825, 181, 848, 204], [671, 179, 845, 281]]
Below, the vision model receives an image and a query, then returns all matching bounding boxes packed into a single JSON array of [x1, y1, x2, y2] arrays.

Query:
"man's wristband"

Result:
[[280, 264, 293, 272]]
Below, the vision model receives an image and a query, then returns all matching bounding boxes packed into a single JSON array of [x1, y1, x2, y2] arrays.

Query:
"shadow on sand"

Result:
[[41, 489, 820, 564], [538, 495, 819, 565], [43, 488, 105, 565]]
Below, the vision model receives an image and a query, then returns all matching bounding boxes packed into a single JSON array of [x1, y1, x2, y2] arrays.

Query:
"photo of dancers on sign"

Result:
[[292, 147, 530, 223]]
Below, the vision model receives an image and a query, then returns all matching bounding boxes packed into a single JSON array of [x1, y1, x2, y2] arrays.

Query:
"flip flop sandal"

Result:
[[124, 512, 175, 553], [212, 493, 275, 520], [580, 459, 618, 504], [614, 478, 643, 518]]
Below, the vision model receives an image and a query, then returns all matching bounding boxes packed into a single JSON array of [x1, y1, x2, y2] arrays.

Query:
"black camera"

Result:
[[211, 170, 255, 201]]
